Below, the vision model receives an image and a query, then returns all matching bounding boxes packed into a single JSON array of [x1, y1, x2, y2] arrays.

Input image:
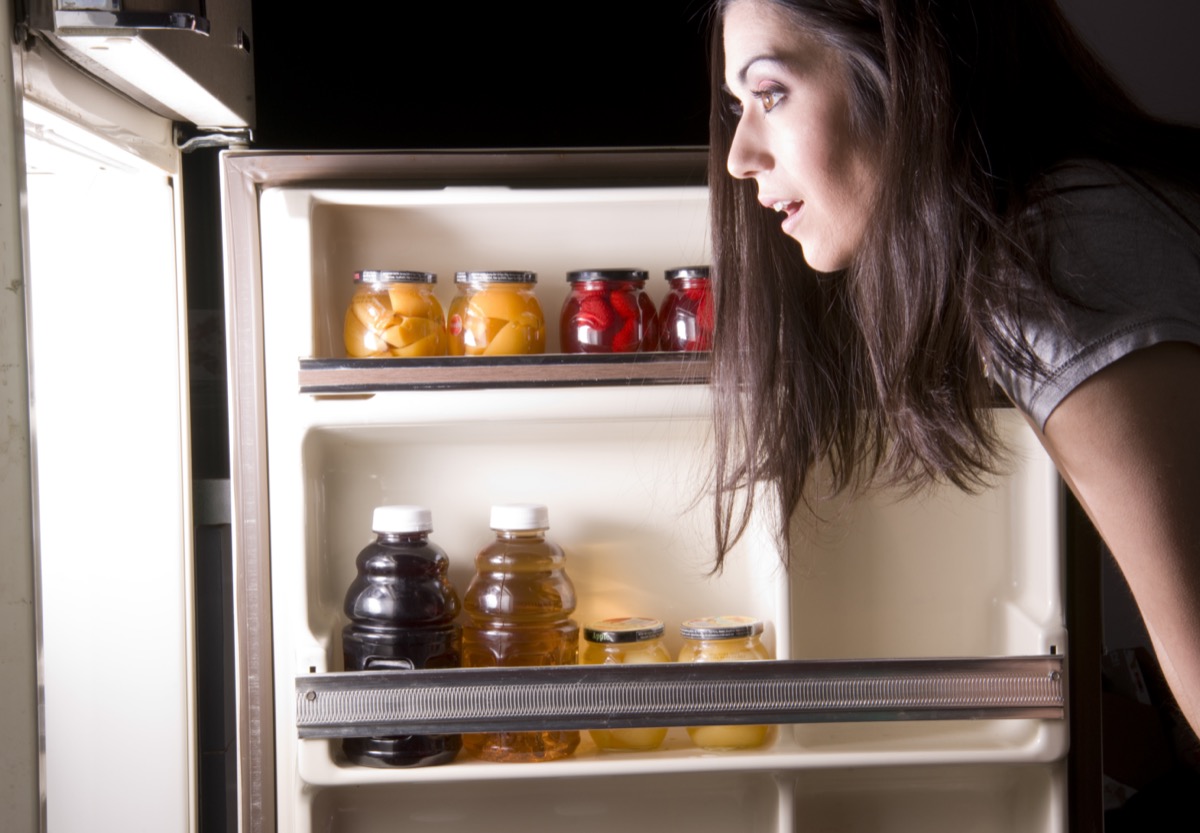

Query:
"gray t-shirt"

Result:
[[991, 161, 1200, 428]]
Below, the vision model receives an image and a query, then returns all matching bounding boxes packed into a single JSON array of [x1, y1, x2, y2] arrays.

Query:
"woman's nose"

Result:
[[726, 115, 770, 180]]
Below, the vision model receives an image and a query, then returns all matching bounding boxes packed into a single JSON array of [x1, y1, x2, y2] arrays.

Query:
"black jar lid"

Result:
[[354, 270, 437, 284], [455, 270, 537, 284], [584, 617, 666, 644], [664, 266, 710, 281], [567, 268, 649, 283]]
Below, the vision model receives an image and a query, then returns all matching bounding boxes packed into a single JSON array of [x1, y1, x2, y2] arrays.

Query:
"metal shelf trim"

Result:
[[296, 656, 1065, 738], [299, 352, 712, 393]]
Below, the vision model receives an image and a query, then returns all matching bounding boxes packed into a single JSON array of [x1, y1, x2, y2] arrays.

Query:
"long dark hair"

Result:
[[707, 0, 1200, 568]]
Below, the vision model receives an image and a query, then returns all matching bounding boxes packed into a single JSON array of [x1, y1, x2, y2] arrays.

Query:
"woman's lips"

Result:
[[770, 200, 803, 234]]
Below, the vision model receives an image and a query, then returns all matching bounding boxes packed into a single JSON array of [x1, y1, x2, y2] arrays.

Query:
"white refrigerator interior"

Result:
[[225, 153, 1068, 832], [18, 43, 195, 833]]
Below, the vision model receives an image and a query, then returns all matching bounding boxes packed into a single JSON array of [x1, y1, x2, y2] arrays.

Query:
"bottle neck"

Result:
[[376, 531, 429, 544], [494, 528, 546, 542]]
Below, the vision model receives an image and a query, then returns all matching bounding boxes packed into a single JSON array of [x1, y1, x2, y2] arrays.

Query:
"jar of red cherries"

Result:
[[559, 268, 658, 353], [658, 266, 713, 352]]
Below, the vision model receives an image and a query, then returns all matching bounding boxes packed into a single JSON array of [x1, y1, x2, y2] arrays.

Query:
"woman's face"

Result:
[[723, 0, 878, 273]]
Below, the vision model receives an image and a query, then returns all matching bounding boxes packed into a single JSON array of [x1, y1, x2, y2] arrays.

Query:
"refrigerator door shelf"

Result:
[[303, 764, 1063, 833], [297, 353, 712, 393], [295, 655, 1066, 738]]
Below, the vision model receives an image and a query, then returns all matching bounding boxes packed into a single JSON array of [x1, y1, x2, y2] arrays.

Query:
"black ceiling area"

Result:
[[249, 2, 714, 150]]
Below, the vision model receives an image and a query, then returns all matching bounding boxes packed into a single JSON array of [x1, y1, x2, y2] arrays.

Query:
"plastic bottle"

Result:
[[461, 503, 580, 762], [341, 505, 462, 767]]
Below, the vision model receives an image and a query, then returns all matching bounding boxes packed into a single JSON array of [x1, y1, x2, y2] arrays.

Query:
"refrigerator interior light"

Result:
[[57, 32, 245, 128]]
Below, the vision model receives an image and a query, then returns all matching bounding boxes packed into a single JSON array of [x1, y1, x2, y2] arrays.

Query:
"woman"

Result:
[[708, 0, 1200, 735]]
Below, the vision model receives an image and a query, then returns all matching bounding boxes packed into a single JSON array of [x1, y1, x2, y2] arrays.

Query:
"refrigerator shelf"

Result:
[[295, 656, 1065, 738], [298, 352, 712, 393]]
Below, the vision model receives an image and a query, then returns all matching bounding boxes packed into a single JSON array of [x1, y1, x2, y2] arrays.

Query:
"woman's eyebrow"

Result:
[[732, 55, 786, 85]]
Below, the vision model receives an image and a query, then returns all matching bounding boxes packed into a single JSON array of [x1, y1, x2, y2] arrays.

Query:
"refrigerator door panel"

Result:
[[17, 38, 194, 833], [224, 150, 1067, 832], [0, 3, 39, 828]]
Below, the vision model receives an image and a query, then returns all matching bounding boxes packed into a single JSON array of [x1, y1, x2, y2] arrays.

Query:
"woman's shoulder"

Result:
[[1024, 158, 1200, 290], [1032, 158, 1200, 239], [996, 158, 1200, 427]]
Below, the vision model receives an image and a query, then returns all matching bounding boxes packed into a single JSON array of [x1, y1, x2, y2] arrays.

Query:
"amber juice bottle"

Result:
[[461, 503, 580, 762]]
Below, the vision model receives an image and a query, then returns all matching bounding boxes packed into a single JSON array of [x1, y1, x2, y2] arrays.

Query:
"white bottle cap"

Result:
[[372, 505, 433, 533], [489, 502, 549, 531]]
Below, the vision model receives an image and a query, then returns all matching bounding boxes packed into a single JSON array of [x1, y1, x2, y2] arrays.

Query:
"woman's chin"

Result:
[[796, 241, 850, 275]]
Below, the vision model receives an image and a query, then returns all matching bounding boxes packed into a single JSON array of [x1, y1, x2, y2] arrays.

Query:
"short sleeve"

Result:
[[990, 162, 1200, 428]]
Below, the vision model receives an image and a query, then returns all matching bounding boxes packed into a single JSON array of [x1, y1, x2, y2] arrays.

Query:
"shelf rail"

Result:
[[295, 655, 1065, 738]]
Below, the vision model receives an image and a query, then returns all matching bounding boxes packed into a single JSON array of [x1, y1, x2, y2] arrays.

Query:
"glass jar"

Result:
[[559, 268, 658, 353], [341, 505, 461, 767], [677, 616, 772, 750], [658, 266, 713, 352], [447, 271, 545, 356], [461, 503, 579, 762], [343, 270, 447, 358], [581, 617, 671, 751]]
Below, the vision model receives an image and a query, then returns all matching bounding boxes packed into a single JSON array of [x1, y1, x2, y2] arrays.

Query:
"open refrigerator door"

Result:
[[223, 149, 1070, 833], [4, 3, 252, 830]]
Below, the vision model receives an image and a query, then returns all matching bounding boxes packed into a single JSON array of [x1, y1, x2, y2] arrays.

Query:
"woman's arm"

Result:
[[1037, 341, 1200, 736]]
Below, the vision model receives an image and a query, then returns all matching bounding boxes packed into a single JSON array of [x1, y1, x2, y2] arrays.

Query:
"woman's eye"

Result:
[[725, 97, 744, 119], [752, 87, 784, 113]]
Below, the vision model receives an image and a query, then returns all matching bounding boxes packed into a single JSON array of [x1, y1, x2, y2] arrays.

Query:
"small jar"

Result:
[[447, 271, 545, 356], [559, 268, 658, 353], [658, 266, 713, 352], [581, 617, 671, 751], [343, 270, 447, 358], [677, 616, 772, 751]]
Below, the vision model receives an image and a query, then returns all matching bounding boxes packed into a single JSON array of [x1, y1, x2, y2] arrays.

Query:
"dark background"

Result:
[[248, 2, 714, 150]]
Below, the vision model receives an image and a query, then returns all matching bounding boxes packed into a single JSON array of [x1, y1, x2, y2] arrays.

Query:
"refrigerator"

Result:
[[218, 147, 1070, 833], [7, 2, 1198, 832]]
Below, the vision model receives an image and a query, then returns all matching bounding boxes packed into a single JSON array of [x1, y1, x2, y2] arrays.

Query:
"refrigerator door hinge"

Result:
[[175, 123, 250, 152]]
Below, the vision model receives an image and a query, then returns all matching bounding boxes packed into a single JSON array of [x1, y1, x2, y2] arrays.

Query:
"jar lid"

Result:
[[455, 270, 537, 284], [664, 265, 710, 280], [680, 615, 763, 640], [489, 502, 549, 531], [584, 617, 665, 643], [567, 268, 648, 283], [354, 270, 437, 284], [372, 505, 433, 533]]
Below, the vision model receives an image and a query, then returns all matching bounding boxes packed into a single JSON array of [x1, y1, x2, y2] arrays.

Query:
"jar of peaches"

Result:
[[343, 270, 448, 358], [581, 617, 671, 751], [678, 616, 772, 750], [559, 268, 658, 353], [658, 266, 713, 351], [447, 271, 545, 356]]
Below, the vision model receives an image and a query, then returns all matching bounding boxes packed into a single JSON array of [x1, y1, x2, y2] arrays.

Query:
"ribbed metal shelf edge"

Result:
[[295, 656, 1065, 738]]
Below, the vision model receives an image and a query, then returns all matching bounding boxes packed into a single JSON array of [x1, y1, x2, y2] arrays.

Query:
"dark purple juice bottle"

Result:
[[342, 505, 461, 767]]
